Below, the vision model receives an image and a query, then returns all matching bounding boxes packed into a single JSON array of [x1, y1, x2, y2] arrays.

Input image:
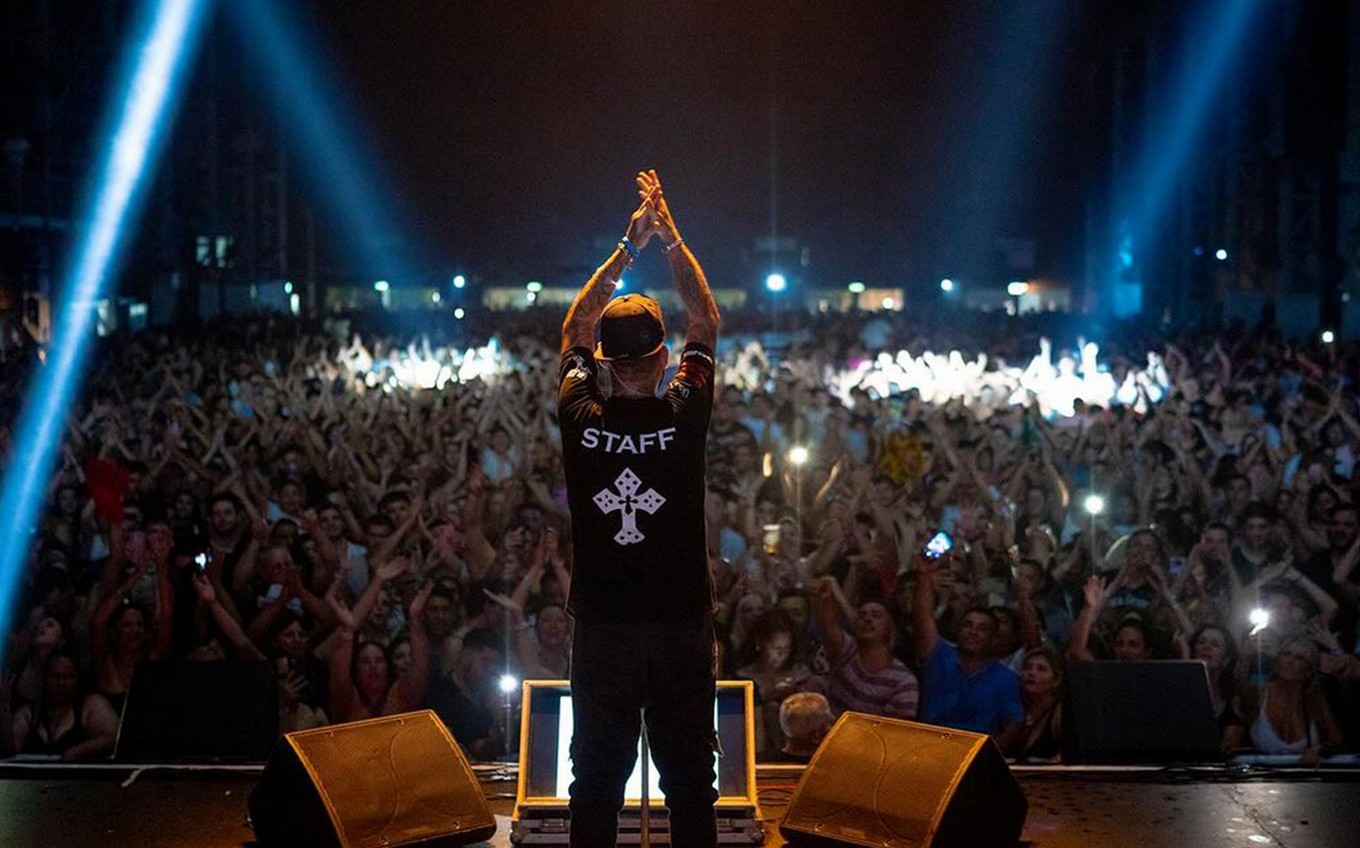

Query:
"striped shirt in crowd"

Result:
[[824, 629, 920, 719]]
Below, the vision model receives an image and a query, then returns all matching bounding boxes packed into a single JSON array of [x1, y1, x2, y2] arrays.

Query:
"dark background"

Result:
[[291, 0, 1136, 286]]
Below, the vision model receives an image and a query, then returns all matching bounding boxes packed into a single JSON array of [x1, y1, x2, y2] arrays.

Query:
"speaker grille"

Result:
[[782, 713, 1025, 848], [784, 718, 977, 846], [287, 712, 494, 848]]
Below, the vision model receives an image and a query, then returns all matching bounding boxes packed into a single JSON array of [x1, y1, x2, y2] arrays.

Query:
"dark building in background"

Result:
[[3, 1, 1359, 333], [1085, 0, 1360, 335], [1, 0, 318, 331], [0, 1, 117, 301]]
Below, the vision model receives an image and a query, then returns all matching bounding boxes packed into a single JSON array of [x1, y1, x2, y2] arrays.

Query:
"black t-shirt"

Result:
[[558, 343, 716, 624]]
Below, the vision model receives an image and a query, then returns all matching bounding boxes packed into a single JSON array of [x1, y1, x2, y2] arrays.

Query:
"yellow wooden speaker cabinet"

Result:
[[780, 713, 1026, 848], [248, 710, 496, 847]]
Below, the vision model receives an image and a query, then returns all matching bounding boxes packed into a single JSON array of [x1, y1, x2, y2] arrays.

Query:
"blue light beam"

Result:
[[0, 0, 213, 641], [1112, 0, 1263, 289], [229, 0, 424, 285]]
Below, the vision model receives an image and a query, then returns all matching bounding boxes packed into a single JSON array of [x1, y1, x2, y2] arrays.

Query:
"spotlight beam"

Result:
[[229, 0, 422, 285], [0, 0, 213, 640], [1111, 0, 1263, 298]]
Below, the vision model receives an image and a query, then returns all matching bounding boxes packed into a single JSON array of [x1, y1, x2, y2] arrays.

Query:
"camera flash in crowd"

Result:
[[1083, 494, 1105, 516], [498, 674, 519, 695], [1248, 608, 1271, 636], [1321, 329, 1336, 345], [788, 445, 809, 467]]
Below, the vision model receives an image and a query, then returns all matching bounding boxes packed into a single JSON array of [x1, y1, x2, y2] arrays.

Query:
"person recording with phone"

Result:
[[912, 530, 1024, 740]]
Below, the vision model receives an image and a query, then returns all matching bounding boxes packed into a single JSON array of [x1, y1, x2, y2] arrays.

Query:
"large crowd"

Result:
[[2, 303, 1359, 765]]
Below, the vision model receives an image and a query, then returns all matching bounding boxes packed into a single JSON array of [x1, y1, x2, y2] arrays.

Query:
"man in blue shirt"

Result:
[[913, 559, 1024, 737]]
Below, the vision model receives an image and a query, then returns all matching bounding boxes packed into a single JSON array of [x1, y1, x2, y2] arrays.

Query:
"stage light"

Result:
[[847, 281, 866, 294], [526, 281, 543, 293], [1215, 248, 1228, 261], [788, 445, 809, 467], [940, 278, 955, 292], [499, 674, 519, 694], [1007, 281, 1030, 296], [452, 274, 466, 289], [1084, 494, 1106, 516], [1322, 330, 1335, 345], [0, 0, 211, 642], [454, 307, 465, 320], [1248, 608, 1270, 636], [373, 280, 389, 292], [766, 273, 787, 293]]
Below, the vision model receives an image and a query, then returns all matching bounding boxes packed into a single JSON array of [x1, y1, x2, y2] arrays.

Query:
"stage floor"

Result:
[[2, 763, 1358, 847]]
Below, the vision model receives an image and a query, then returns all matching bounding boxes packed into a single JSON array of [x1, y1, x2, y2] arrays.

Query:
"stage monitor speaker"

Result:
[[115, 660, 277, 761], [248, 710, 496, 848], [1064, 660, 1221, 763], [780, 713, 1026, 848]]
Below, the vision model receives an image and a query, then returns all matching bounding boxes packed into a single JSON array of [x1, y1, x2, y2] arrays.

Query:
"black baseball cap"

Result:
[[596, 294, 667, 361]]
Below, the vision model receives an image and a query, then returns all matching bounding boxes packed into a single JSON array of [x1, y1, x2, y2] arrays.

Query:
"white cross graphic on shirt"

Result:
[[593, 468, 666, 545]]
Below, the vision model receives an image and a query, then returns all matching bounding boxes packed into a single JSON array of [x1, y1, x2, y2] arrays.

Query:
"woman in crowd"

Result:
[[88, 519, 176, 712], [1185, 623, 1246, 751], [1242, 637, 1344, 763], [90, 601, 153, 714], [276, 655, 328, 734], [737, 609, 814, 755], [1069, 576, 1158, 662], [719, 589, 767, 675], [267, 611, 329, 711], [10, 616, 66, 708], [5, 650, 118, 760], [482, 525, 572, 680], [328, 581, 433, 722], [1001, 644, 1065, 763]]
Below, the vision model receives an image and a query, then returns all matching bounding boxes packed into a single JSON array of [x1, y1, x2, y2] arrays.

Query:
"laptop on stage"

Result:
[[512, 680, 763, 845]]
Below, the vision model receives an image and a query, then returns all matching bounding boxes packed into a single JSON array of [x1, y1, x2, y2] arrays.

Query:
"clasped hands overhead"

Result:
[[623, 169, 682, 253]]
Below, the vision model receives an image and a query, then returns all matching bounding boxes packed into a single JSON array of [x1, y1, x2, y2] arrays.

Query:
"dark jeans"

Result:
[[568, 616, 719, 848]]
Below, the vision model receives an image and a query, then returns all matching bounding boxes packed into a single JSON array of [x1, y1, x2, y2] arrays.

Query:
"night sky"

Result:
[[286, 0, 1150, 289]]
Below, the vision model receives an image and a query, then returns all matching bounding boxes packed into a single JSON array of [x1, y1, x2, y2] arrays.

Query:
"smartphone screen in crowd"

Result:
[[923, 530, 954, 559]]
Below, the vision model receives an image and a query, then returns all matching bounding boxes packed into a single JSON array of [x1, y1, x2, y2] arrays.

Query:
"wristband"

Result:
[[663, 237, 686, 255], [617, 237, 639, 261]]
